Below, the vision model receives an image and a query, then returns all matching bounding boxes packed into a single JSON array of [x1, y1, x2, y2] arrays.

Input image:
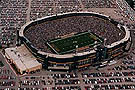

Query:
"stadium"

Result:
[[19, 12, 131, 71]]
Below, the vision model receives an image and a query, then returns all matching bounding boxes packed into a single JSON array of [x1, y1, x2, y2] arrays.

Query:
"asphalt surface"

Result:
[[0, 52, 19, 90], [1, 29, 135, 89], [0, 0, 135, 89]]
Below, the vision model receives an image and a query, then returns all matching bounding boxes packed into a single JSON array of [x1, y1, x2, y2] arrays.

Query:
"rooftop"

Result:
[[5, 45, 42, 72]]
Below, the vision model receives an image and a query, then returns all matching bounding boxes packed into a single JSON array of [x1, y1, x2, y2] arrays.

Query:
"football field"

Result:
[[47, 31, 103, 54]]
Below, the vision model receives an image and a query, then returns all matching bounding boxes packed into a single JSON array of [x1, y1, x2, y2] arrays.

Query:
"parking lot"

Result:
[[1, 0, 135, 89], [0, 29, 134, 90]]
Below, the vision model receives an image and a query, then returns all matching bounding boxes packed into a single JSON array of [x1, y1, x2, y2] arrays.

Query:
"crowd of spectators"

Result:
[[24, 15, 125, 53]]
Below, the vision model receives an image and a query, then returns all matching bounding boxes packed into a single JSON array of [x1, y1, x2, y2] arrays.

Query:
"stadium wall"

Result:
[[19, 12, 131, 71]]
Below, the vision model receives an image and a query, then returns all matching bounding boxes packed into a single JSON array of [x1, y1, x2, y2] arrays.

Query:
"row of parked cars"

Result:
[[0, 81, 15, 87], [41, 80, 53, 85], [113, 65, 135, 70], [18, 86, 81, 90], [85, 84, 135, 90], [122, 60, 135, 65], [0, 75, 16, 80], [19, 80, 40, 86], [0, 69, 10, 74], [0, 88, 15, 90], [52, 86, 81, 90], [18, 88, 40, 90], [83, 77, 134, 84], [82, 71, 135, 78], [55, 79, 80, 85], [51, 73, 78, 79]]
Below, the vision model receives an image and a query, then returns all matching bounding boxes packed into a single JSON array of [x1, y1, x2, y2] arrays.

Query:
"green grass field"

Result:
[[47, 32, 103, 54]]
